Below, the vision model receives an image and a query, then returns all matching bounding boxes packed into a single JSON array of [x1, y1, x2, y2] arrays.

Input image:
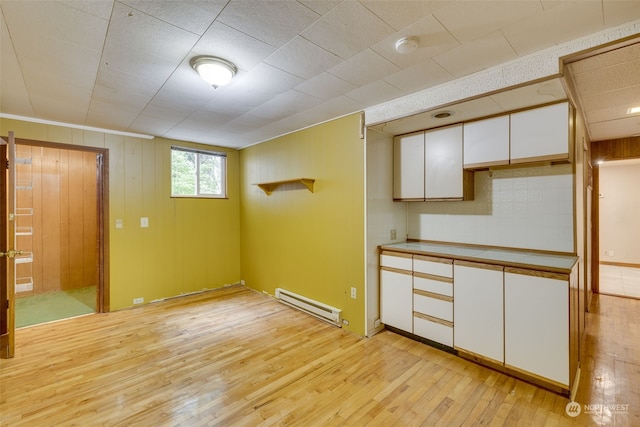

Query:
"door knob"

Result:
[[0, 250, 24, 258]]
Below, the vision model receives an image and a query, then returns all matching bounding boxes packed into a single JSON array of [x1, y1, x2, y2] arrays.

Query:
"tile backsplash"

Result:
[[407, 164, 574, 253]]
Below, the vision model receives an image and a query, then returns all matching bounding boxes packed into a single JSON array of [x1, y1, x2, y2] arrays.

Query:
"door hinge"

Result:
[[6, 159, 9, 169]]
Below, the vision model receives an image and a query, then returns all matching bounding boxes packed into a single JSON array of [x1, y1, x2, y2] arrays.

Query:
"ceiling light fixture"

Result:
[[432, 110, 454, 119], [627, 106, 640, 114], [191, 56, 237, 88], [395, 36, 419, 54]]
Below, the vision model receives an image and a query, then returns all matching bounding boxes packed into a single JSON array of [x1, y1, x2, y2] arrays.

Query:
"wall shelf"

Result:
[[255, 178, 315, 195]]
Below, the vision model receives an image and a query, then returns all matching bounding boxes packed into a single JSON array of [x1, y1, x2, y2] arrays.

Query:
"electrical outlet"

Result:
[[350, 287, 357, 299], [115, 219, 123, 229], [390, 229, 397, 240], [606, 250, 614, 256], [133, 297, 144, 305], [342, 319, 349, 326]]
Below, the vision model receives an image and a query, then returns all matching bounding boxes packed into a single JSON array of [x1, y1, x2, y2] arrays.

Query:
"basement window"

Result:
[[171, 146, 227, 198]]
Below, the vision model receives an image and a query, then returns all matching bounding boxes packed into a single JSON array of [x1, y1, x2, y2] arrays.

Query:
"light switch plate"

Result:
[[140, 217, 149, 228]]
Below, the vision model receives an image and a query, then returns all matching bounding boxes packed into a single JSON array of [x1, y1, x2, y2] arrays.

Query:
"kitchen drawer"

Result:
[[414, 315, 453, 347], [414, 291, 453, 322], [413, 255, 452, 278], [414, 273, 453, 297], [380, 251, 412, 271]]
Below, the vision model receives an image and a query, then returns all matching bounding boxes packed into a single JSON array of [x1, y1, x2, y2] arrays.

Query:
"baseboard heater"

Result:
[[275, 288, 342, 327]]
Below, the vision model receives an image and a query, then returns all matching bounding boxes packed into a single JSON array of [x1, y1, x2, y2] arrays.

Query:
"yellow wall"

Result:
[[1, 118, 242, 310], [239, 113, 366, 335]]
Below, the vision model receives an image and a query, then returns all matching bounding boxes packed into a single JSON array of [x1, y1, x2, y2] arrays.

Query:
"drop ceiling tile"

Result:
[[582, 86, 640, 116], [345, 80, 404, 106], [217, 0, 320, 48], [298, 0, 341, 15], [1, 13, 33, 116], [490, 79, 567, 112], [56, 0, 114, 19], [572, 58, 640, 96], [120, 0, 227, 35], [503, 1, 603, 56], [103, 3, 199, 67], [603, 0, 640, 26], [294, 72, 357, 100], [433, 31, 517, 78], [149, 63, 220, 109], [301, 1, 395, 59], [1, 1, 108, 54], [383, 59, 452, 94], [86, 96, 149, 129], [192, 21, 276, 71], [226, 63, 304, 97], [587, 103, 640, 124], [247, 91, 323, 121], [28, 91, 93, 124], [589, 116, 640, 141], [433, 1, 542, 43], [360, 0, 446, 31], [265, 36, 341, 79], [372, 14, 460, 68], [328, 49, 399, 86], [219, 114, 275, 134], [568, 42, 640, 75], [129, 103, 193, 136]]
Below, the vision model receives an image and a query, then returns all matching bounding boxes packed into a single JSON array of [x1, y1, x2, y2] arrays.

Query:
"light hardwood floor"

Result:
[[1, 285, 638, 426]]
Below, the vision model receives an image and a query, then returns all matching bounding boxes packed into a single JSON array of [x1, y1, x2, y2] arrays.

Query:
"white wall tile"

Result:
[[407, 164, 574, 252]]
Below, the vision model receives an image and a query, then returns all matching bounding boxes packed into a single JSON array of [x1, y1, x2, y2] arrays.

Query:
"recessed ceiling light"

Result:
[[395, 37, 419, 54], [191, 56, 237, 88], [627, 106, 640, 114], [432, 110, 454, 119]]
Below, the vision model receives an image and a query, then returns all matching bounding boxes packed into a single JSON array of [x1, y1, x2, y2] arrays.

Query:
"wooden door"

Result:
[[0, 131, 17, 358]]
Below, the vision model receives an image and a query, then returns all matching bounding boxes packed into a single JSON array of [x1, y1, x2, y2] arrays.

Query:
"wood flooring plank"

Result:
[[1, 287, 639, 426]]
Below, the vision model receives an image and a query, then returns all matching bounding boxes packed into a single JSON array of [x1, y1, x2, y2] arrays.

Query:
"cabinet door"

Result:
[[463, 115, 510, 169], [504, 270, 569, 386], [454, 262, 504, 363], [510, 102, 570, 163], [424, 125, 465, 199], [380, 269, 413, 332], [393, 132, 424, 200]]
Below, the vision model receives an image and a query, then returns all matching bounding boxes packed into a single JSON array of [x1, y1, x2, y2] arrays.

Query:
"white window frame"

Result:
[[171, 146, 227, 198]]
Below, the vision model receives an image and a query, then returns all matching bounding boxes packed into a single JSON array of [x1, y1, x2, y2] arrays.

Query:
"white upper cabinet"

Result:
[[393, 131, 424, 200], [510, 102, 570, 163], [463, 115, 510, 169], [425, 125, 466, 200], [393, 125, 473, 201]]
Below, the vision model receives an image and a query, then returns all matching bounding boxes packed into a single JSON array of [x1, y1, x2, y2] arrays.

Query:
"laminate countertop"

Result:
[[380, 241, 578, 274]]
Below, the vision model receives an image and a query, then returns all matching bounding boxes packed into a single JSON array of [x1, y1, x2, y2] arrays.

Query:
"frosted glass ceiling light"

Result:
[[191, 56, 237, 88]]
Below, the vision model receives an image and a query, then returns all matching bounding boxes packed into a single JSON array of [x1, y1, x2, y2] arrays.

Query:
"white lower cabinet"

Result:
[[379, 246, 577, 394], [504, 269, 569, 386], [414, 315, 453, 347], [453, 262, 504, 363], [380, 268, 413, 333]]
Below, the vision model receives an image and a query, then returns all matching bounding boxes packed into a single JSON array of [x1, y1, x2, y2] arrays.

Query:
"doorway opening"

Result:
[[13, 138, 108, 327], [597, 158, 640, 299]]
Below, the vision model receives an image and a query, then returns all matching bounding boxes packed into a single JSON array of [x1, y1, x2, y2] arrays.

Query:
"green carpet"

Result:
[[16, 286, 96, 328]]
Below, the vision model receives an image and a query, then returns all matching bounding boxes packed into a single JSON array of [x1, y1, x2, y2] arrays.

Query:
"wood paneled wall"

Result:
[[591, 136, 640, 161], [15, 145, 98, 295]]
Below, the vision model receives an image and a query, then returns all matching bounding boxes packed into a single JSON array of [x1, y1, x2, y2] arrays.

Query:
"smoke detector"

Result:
[[395, 37, 419, 54]]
